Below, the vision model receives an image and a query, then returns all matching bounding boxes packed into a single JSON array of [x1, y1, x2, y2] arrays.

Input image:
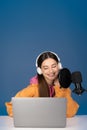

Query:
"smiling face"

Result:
[[40, 58, 59, 85]]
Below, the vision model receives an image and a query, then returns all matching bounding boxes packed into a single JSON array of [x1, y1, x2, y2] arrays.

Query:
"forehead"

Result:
[[41, 58, 57, 66]]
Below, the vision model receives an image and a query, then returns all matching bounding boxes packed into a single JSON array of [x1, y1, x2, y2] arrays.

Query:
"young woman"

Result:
[[5, 51, 79, 117]]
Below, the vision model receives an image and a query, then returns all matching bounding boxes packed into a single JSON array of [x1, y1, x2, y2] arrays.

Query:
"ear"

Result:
[[58, 62, 62, 69], [37, 67, 42, 75]]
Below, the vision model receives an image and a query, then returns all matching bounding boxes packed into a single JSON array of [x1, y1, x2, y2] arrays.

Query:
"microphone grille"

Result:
[[71, 71, 82, 83]]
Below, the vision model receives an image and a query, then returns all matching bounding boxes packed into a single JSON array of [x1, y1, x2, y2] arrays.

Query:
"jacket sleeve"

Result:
[[5, 84, 39, 117], [54, 86, 79, 118], [65, 88, 79, 118]]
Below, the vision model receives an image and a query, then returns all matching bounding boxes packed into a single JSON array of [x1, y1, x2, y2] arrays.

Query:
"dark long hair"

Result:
[[37, 52, 59, 97]]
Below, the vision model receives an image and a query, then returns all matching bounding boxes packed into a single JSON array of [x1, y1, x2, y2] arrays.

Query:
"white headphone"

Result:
[[36, 51, 62, 75]]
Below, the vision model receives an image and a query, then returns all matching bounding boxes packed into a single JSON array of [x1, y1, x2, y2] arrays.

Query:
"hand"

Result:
[[54, 78, 60, 87]]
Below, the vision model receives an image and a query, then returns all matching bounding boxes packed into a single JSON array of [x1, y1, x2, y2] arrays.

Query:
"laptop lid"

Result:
[[12, 97, 67, 128]]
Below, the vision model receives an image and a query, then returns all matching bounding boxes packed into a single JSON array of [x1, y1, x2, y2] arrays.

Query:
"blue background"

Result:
[[0, 0, 87, 115]]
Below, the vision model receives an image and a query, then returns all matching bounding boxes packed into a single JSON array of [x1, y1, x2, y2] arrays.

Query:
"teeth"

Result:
[[49, 75, 54, 77]]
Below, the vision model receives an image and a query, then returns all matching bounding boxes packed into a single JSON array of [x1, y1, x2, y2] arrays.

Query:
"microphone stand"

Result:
[[72, 83, 86, 95], [71, 71, 87, 95]]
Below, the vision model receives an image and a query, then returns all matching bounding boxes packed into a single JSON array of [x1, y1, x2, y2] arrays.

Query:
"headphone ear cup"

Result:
[[37, 67, 42, 75], [58, 62, 62, 69]]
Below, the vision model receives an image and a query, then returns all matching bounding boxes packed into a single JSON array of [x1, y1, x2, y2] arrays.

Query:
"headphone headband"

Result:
[[36, 51, 60, 67]]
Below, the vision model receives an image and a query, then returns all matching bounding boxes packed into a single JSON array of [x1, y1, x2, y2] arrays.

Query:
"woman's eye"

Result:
[[52, 65, 56, 68], [44, 68, 48, 70]]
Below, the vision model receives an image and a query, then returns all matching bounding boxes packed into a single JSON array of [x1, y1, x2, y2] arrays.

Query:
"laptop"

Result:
[[12, 97, 67, 128]]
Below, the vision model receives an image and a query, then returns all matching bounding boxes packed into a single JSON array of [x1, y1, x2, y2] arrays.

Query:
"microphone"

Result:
[[58, 68, 72, 88], [71, 71, 85, 95]]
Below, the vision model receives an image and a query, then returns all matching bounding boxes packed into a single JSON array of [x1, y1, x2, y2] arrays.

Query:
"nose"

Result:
[[49, 67, 54, 73]]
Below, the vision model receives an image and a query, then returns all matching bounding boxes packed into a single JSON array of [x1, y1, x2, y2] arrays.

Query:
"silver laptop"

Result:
[[12, 97, 67, 128]]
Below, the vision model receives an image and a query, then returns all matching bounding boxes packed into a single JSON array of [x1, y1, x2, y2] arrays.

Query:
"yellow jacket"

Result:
[[5, 84, 79, 118]]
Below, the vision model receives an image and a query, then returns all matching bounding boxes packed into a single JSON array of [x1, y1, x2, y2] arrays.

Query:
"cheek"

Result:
[[54, 68, 59, 75], [54, 67, 59, 72], [41, 69, 47, 75]]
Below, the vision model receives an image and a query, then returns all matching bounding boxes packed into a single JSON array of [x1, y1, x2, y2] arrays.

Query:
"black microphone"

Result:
[[58, 68, 72, 88], [71, 71, 85, 95]]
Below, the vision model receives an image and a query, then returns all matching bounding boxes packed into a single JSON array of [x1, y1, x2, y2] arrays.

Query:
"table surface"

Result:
[[0, 115, 87, 130]]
